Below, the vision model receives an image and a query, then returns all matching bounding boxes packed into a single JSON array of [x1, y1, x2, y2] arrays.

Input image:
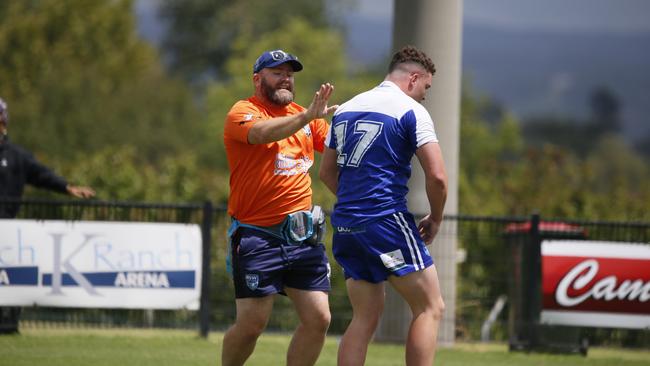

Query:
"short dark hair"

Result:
[[388, 45, 436, 75]]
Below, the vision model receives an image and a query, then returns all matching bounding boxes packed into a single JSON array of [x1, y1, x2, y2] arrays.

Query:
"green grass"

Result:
[[1, 328, 648, 366]]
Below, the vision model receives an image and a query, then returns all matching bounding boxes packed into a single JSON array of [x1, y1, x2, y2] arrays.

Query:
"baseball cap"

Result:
[[253, 49, 303, 74], [0, 97, 7, 125]]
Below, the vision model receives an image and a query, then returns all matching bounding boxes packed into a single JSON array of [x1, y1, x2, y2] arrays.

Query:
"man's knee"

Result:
[[368, 309, 383, 329], [232, 316, 268, 340], [304, 308, 331, 334], [432, 297, 445, 320]]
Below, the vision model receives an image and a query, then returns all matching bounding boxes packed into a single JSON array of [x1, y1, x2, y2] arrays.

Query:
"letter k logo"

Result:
[[48, 233, 102, 296]]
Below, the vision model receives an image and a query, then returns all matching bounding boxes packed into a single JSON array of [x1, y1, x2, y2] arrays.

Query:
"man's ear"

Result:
[[407, 73, 418, 91]]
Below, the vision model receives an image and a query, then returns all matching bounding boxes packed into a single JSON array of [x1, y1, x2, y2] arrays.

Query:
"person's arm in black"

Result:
[[24, 150, 95, 198]]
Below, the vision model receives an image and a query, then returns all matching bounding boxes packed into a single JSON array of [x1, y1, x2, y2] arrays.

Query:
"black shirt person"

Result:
[[0, 97, 95, 334]]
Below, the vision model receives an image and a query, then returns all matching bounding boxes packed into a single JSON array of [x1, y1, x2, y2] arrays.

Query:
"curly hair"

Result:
[[388, 45, 436, 75]]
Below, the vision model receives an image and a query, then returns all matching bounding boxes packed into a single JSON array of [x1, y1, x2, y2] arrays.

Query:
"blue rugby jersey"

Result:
[[325, 81, 438, 226]]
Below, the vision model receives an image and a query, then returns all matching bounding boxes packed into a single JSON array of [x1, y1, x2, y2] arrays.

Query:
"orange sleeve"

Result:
[[311, 118, 329, 153], [224, 100, 264, 144]]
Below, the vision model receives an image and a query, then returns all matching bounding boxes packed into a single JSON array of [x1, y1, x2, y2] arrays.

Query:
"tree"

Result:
[[589, 86, 621, 134], [521, 85, 623, 157], [459, 89, 524, 216], [0, 0, 376, 205], [459, 84, 650, 220], [0, 0, 203, 164], [584, 136, 650, 220], [50, 146, 223, 203], [159, 0, 333, 84]]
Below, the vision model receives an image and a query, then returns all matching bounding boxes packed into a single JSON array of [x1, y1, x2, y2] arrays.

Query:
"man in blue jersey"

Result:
[[319, 45, 448, 365]]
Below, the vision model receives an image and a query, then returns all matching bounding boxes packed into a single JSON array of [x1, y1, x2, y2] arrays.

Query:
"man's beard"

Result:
[[261, 78, 294, 106]]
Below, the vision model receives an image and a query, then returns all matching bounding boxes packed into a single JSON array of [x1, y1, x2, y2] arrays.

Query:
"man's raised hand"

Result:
[[305, 83, 338, 121]]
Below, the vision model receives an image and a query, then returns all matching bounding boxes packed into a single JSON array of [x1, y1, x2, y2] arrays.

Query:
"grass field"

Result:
[[1, 328, 649, 366]]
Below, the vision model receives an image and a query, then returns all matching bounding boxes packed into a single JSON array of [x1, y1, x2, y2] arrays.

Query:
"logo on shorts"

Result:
[[336, 226, 365, 234], [245, 274, 259, 290], [380, 249, 407, 271]]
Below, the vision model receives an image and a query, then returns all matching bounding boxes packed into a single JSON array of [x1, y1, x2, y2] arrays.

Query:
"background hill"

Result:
[[339, 8, 650, 145], [135, 0, 650, 145], [462, 24, 650, 142]]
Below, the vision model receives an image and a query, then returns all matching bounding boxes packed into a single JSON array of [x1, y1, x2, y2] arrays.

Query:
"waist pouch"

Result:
[[284, 209, 313, 244], [305, 205, 326, 246], [228, 205, 326, 247], [226, 206, 327, 274]]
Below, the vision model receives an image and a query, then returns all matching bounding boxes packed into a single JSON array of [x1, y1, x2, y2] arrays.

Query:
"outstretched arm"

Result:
[[415, 142, 448, 244], [248, 83, 338, 144], [26, 157, 95, 199]]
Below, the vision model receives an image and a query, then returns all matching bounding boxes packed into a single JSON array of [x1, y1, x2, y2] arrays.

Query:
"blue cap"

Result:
[[253, 49, 303, 74], [0, 97, 7, 125]]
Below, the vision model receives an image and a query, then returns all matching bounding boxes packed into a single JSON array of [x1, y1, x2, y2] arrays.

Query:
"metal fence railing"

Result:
[[453, 213, 650, 349], [1, 198, 216, 337], [2, 198, 648, 348]]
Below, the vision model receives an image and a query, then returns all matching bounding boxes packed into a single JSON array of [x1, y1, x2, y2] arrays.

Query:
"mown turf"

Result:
[[1, 328, 648, 366]]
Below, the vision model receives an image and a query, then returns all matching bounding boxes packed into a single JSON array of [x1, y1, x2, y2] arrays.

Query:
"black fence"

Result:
[[451, 213, 650, 349], [1, 198, 218, 337], [1, 198, 648, 348]]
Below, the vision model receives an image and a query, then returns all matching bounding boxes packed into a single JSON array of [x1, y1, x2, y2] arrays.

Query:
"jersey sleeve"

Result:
[[311, 118, 329, 153], [413, 104, 438, 147], [224, 101, 264, 144]]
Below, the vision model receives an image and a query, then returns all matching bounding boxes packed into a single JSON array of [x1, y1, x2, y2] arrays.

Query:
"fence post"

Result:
[[528, 212, 542, 348], [199, 200, 213, 338]]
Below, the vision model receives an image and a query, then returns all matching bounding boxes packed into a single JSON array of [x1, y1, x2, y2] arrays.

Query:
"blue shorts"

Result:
[[332, 211, 433, 283], [230, 227, 331, 298]]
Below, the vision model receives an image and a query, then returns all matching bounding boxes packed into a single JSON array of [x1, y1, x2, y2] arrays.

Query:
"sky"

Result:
[[343, 0, 650, 62], [136, 0, 650, 53], [464, 0, 650, 33], [134, 0, 650, 138], [341, 0, 650, 140], [353, 0, 650, 33]]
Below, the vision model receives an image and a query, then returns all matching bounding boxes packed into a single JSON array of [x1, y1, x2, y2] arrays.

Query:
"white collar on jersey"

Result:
[[377, 80, 401, 91]]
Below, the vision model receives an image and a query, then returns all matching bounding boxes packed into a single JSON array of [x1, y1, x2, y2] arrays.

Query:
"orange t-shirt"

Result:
[[224, 95, 329, 226]]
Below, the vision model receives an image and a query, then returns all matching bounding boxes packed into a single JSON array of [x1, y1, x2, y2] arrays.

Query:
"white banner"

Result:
[[0, 219, 202, 310]]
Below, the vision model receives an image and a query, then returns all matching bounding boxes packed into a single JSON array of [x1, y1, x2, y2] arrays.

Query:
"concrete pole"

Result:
[[375, 0, 462, 346]]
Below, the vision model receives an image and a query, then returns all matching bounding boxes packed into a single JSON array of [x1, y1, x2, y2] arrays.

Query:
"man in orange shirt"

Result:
[[221, 49, 337, 366]]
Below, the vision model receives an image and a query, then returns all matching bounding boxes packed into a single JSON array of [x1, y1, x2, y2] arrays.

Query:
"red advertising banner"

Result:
[[541, 240, 650, 329]]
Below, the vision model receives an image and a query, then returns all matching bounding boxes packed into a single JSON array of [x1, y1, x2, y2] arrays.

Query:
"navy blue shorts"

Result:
[[230, 227, 331, 298], [333, 211, 433, 283]]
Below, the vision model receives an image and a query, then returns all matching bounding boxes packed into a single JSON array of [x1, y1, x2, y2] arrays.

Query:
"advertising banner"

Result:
[[541, 240, 650, 329], [0, 219, 202, 310]]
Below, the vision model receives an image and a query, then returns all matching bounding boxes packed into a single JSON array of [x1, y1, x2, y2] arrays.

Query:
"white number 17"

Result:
[[333, 120, 383, 167]]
